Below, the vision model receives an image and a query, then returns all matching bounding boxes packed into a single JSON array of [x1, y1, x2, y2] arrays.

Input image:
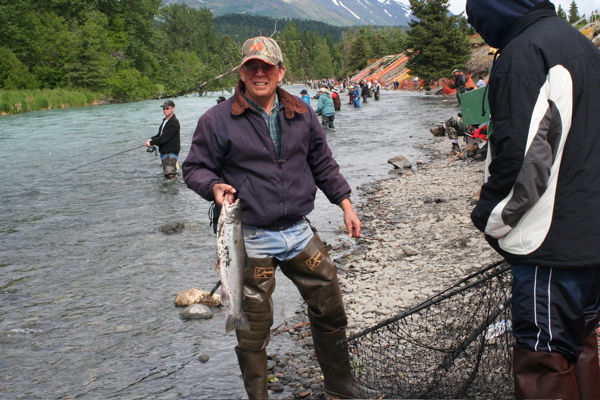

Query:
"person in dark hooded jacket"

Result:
[[467, 0, 600, 398]]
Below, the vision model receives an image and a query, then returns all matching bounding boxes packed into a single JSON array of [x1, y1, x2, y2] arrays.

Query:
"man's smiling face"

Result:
[[239, 60, 286, 106]]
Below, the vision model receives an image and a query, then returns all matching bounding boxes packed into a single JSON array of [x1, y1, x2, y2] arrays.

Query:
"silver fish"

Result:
[[216, 195, 250, 332]]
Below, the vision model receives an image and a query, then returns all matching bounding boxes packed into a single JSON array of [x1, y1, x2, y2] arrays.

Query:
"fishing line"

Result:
[[63, 145, 147, 174]]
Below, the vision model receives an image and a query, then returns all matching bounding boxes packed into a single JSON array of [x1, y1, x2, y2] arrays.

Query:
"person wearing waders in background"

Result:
[[145, 100, 180, 179], [182, 35, 381, 400], [467, 0, 600, 398]]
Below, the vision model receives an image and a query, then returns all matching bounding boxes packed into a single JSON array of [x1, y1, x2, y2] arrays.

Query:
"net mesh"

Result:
[[339, 260, 514, 399]]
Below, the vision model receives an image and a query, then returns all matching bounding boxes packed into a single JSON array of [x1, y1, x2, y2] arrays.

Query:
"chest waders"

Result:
[[234, 233, 381, 399]]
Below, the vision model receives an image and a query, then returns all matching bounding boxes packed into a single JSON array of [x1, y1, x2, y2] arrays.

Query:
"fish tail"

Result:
[[225, 312, 251, 332], [236, 311, 251, 331]]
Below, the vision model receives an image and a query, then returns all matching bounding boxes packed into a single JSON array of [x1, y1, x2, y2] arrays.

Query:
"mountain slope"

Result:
[[162, 0, 414, 26]]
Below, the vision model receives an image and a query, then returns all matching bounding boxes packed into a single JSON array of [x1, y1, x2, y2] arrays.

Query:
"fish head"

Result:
[[221, 196, 242, 224]]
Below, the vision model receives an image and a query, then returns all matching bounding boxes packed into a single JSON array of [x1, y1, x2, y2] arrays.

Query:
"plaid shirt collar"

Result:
[[243, 94, 282, 158]]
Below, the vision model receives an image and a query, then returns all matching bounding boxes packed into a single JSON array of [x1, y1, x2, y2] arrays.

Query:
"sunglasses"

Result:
[[242, 64, 277, 74], [162, 107, 173, 110]]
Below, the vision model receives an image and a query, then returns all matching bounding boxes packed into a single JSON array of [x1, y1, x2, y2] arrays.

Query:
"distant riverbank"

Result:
[[0, 89, 107, 115]]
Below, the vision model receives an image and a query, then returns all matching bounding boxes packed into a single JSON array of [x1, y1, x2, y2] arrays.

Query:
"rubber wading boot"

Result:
[[278, 234, 380, 398], [235, 347, 269, 400], [574, 330, 600, 399], [235, 257, 278, 400], [311, 327, 381, 399], [513, 344, 579, 400]]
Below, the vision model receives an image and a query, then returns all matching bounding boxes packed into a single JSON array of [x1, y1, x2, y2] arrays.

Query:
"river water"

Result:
[[0, 85, 457, 399]]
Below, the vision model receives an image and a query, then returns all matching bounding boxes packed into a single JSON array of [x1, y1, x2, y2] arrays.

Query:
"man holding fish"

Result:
[[183, 36, 379, 399]]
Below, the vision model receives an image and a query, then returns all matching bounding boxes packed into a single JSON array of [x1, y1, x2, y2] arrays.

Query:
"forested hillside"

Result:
[[213, 14, 348, 43], [5, 0, 590, 110], [0, 1, 240, 101], [0, 0, 414, 102]]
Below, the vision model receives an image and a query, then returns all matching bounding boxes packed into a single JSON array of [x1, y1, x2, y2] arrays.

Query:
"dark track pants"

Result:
[[511, 265, 600, 362]]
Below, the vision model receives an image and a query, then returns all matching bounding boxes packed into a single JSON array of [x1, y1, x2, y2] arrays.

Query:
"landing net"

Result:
[[339, 260, 513, 399]]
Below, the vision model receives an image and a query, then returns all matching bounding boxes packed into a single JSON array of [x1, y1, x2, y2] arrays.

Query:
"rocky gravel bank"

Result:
[[339, 137, 495, 331], [266, 137, 600, 400], [265, 137, 497, 399]]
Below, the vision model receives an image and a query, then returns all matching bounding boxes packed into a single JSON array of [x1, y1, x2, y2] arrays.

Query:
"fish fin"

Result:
[[225, 312, 251, 332], [236, 311, 251, 331], [225, 313, 235, 332], [214, 259, 220, 271]]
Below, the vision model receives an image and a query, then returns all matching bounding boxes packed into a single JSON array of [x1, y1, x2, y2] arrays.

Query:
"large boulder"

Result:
[[175, 288, 221, 307]]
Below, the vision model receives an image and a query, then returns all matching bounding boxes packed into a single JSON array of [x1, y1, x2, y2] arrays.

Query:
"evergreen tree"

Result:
[[114, 0, 162, 79], [299, 30, 317, 78], [568, 1, 580, 24], [370, 31, 390, 59], [336, 31, 353, 77], [0, 47, 37, 89], [404, 0, 471, 83], [156, 4, 239, 95], [347, 28, 372, 73], [312, 38, 334, 79], [62, 11, 115, 89], [160, 5, 215, 55], [557, 5, 567, 21], [276, 23, 304, 80], [387, 28, 408, 54]]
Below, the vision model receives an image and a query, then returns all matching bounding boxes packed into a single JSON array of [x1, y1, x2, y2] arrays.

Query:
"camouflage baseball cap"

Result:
[[241, 36, 283, 66]]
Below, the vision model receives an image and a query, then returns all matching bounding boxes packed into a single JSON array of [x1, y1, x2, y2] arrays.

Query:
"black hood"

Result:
[[466, 0, 547, 48]]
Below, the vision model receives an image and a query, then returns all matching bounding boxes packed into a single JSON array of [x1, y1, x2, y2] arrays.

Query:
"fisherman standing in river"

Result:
[[145, 100, 180, 179], [182, 36, 379, 400]]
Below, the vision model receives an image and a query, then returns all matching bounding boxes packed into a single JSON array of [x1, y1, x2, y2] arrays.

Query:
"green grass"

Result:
[[0, 89, 106, 115]]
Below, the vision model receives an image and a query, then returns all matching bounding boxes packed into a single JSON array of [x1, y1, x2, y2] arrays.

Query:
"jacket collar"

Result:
[[231, 79, 308, 119]]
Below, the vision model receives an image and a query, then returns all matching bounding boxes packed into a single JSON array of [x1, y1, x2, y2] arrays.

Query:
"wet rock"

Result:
[[198, 354, 210, 363], [179, 304, 213, 319], [269, 383, 285, 393], [159, 221, 185, 234], [388, 155, 412, 169], [294, 388, 312, 398], [174, 288, 221, 307]]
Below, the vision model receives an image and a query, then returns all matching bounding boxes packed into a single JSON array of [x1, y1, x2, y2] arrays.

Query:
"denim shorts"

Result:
[[243, 219, 314, 261], [160, 153, 178, 160]]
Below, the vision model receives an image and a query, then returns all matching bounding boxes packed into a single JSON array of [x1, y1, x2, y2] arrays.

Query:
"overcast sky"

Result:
[[448, 0, 599, 17]]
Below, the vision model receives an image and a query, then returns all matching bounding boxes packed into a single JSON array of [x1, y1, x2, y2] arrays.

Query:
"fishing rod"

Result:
[[63, 63, 242, 174], [63, 144, 147, 174]]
